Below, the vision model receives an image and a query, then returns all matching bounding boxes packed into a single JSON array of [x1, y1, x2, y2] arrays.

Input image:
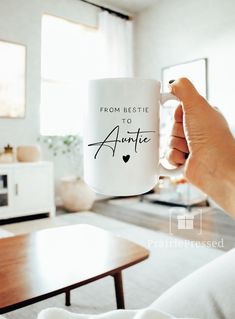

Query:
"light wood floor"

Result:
[[92, 197, 235, 251], [2, 197, 234, 251]]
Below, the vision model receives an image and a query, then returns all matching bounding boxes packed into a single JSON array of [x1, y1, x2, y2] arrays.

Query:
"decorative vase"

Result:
[[59, 176, 95, 212], [17, 145, 41, 162]]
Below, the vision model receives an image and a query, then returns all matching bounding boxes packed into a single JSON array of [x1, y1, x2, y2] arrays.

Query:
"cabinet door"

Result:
[[13, 165, 53, 210], [0, 168, 13, 212]]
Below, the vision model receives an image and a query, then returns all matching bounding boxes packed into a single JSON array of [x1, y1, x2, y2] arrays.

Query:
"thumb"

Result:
[[169, 78, 206, 111]]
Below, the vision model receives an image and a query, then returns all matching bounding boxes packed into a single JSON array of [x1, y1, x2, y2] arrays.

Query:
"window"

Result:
[[40, 14, 102, 136]]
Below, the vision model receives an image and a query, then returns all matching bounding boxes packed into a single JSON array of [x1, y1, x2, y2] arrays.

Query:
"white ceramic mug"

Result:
[[84, 78, 182, 196]]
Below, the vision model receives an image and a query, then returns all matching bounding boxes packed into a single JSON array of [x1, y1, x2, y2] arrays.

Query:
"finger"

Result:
[[167, 148, 186, 166], [169, 78, 206, 110], [171, 122, 185, 138], [174, 104, 183, 123], [169, 136, 189, 153]]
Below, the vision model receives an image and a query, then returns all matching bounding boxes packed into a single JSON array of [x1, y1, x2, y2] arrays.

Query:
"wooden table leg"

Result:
[[113, 272, 125, 309], [65, 290, 71, 306]]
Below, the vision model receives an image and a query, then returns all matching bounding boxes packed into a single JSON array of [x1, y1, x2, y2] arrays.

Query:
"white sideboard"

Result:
[[0, 161, 55, 220]]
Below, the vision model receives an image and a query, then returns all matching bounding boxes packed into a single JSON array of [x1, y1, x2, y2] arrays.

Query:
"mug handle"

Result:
[[159, 92, 185, 176]]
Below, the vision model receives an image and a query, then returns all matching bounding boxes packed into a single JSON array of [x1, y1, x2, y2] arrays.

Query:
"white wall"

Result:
[[0, 0, 132, 203], [0, 0, 100, 186], [134, 0, 235, 130], [0, 0, 100, 147], [0, 0, 41, 145]]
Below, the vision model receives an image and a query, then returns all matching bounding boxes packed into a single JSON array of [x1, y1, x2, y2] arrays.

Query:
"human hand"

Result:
[[167, 78, 235, 215]]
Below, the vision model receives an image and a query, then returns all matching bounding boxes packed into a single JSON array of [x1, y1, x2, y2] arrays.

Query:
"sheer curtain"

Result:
[[40, 12, 133, 136], [98, 11, 133, 78]]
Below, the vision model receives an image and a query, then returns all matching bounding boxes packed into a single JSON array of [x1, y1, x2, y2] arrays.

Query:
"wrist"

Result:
[[216, 139, 235, 183], [188, 138, 235, 216], [206, 139, 235, 216]]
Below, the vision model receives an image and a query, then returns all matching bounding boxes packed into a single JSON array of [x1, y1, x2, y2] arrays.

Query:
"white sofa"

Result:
[[150, 247, 235, 318], [37, 248, 235, 319]]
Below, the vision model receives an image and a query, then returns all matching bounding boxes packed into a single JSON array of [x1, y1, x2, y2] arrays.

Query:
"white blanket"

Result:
[[37, 307, 196, 319]]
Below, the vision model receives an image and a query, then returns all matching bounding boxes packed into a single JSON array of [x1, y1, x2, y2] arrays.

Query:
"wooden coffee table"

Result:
[[0, 224, 149, 314]]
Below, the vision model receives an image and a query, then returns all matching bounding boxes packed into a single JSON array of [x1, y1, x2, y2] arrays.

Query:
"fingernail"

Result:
[[169, 79, 175, 84]]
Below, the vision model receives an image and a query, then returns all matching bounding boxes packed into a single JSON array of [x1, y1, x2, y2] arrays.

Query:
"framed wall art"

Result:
[[0, 40, 26, 118]]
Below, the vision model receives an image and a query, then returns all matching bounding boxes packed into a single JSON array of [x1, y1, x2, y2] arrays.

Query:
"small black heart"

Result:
[[123, 155, 130, 163]]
